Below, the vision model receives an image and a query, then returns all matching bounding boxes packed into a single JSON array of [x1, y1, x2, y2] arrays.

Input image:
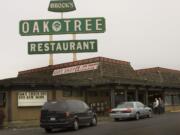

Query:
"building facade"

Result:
[[0, 57, 180, 127]]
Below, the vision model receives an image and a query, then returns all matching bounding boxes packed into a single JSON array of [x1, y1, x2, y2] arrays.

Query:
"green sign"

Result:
[[19, 17, 106, 36], [28, 40, 97, 54], [48, 0, 76, 12]]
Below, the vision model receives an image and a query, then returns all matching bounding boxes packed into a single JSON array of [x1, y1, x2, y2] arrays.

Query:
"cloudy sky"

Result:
[[0, 0, 180, 79]]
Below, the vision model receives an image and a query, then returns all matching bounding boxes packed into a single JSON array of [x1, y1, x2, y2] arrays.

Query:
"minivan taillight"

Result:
[[108, 108, 112, 113]]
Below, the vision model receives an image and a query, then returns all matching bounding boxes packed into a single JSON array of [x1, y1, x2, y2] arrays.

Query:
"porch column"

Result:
[[135, 89, 138, 101], [110, 89, 115, 108], [145, 90, 148, 105], [7, 90, 12, 122], [124, 89, 127, 101]]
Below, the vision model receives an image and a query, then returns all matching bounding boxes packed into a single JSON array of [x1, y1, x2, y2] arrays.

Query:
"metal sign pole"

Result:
[[48, 12, 64, 65], [62, 11, 77, 62], [49, 35, 53, 65], [73, 34, 77, 61]]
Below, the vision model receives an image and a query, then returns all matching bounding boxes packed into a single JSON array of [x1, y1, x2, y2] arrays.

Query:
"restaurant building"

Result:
[[0, 57, 180, 127]]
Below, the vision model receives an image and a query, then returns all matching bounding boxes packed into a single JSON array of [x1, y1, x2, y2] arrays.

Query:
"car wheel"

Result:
[[73, 119, 79, 131], [90, 116, 97, 126], [45, 128, 52, 133], [148, 111, 152, 118], [114, 118, 119, 121], [135, 113, 140, 120]]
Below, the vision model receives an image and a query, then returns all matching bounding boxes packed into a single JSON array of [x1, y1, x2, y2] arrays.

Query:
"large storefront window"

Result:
[[173, 95, 180, 105], [88, 91, 98, 97], [63, 90, 72, 97], [165, 95, 173, 105], [165, 94, 180, 105], [72, 90, 83, 97]]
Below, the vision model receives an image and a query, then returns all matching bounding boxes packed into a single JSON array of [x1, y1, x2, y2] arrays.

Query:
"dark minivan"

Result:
[[40, 99, 97, 132]]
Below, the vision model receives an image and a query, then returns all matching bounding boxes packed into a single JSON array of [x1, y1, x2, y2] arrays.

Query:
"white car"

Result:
[[109, 101, 152, 121]]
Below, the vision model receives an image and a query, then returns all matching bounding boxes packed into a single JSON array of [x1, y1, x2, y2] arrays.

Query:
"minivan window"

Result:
[[42, 101, 68, 111], [82, 102, 89, 110], [67, 100, 84, 112]]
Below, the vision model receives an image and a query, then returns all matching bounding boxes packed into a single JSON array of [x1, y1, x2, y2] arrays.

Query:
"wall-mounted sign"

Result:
[[18, 91, 47, 107], [28, 40, 97, 54], [53, 62, 99, 76], [19, 17, 106, 36], [48, 0, 76, 12]]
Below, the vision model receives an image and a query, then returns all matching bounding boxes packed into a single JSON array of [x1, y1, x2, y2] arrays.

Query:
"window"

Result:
[[136, 102, 144, 108], [63, 90, 72, 97], [165, 95, 173, 105], [0, 93, 6, 107], [82, 102, 89, 110], [72, 90, 83, 97], [117, 102, 134, 108], [67, 101, 84, 112], [173, 95, 180, 105], [88, 91, 98, 97]]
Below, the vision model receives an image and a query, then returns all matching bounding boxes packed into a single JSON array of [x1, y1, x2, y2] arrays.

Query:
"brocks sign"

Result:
[[48, 0, 76, 12]]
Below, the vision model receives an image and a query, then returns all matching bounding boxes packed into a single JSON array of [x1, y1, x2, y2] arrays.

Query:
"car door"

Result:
[[136, 102, 146, 117]]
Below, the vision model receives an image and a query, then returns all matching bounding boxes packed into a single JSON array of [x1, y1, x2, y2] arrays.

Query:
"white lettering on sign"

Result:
[[52, 62, 99, 76], [22, 22, 29, 34], [85, 19, 92, 31], [43, 21, 49, 32], [33, 21, 40, 33], [96, 19, 103, 31], [74, 20, 82, 31], [50, 3, 74, 9], [64, 20, 71, 31], [18, 91, 47, 107]]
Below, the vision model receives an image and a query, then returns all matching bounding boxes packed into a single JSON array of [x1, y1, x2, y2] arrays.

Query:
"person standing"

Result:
[[153, 98, 159, 114], [158, 97, 164, 114]]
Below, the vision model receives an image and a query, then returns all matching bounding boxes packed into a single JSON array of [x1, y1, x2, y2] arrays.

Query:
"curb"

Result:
[[170, 110, 180, 113]]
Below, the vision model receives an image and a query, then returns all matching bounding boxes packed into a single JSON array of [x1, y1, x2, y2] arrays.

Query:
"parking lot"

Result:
[[0, 112, 180, 135]]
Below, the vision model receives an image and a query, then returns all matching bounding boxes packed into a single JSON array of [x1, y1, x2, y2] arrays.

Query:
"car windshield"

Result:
[[116, 102, 134, 108], [42, 101, 68, 111]]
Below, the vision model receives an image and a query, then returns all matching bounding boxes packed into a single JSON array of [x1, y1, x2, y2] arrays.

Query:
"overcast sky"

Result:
[[0, 0, 180, 79]]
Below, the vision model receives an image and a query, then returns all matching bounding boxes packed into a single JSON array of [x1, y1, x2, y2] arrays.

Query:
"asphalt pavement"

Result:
[[0, 112, 180, 135]]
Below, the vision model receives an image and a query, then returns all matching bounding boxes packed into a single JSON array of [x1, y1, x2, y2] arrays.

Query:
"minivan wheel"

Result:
[[73, 119, 79, 131], [45, 128, 52, 133], [135, 113, 140, 120], [90, 116, 97, 126]]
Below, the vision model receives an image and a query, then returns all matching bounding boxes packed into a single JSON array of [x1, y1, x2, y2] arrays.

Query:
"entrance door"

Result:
[[114, 90, 125, 107], [138, 92, 146, 104], [127, 91, 135, 101]]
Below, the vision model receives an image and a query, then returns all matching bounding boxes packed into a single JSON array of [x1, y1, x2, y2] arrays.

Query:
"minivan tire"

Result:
[[90, 116, 97, 126], [45, 128, 52, 133], [73, 119, 79, 131]]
